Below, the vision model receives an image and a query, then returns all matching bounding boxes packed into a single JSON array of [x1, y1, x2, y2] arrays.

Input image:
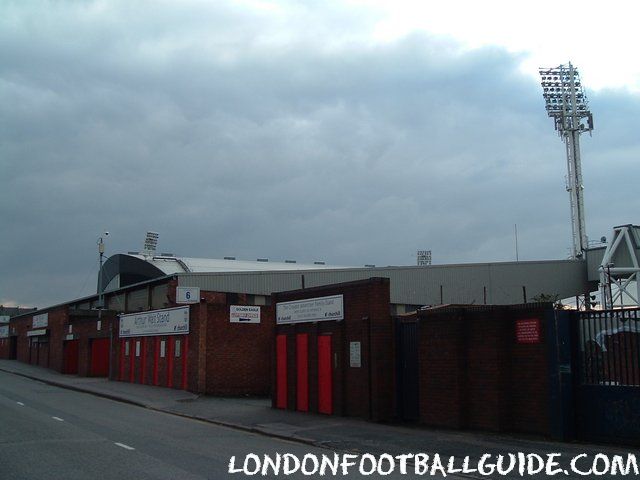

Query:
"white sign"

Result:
[[27, 329, 47, 337], [0, 325, 8, 338], [230, 305, 261, 324], [350, 341, 361, 368], [65, 334, 75, 341], [0, 315, 10, 324], [119, 306, 189, 338], [176, 286, 200, 304], [33, 313, 48, 328], [276, 295, 344, 325]]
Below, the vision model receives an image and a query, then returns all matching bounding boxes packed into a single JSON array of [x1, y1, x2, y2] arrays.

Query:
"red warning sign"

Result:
[[516, 319, 541, 344]]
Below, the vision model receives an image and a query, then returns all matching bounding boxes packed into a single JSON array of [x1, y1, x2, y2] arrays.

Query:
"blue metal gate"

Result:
[[395, 318, 419, 421], [573, 308, 640, 445]]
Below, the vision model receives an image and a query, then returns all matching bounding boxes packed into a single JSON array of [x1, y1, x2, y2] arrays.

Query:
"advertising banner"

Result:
[[230, 305, 261, 324], [119, 306, 189, 338], [33, 313, 48, 328], [276, 295, 344, 325]]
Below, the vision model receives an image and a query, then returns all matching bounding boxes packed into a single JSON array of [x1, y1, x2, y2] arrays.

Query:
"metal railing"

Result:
[[578, 308, 640, 386]]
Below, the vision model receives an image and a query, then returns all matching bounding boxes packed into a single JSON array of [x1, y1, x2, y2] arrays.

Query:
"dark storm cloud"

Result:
[[1, 1, 638, 307]]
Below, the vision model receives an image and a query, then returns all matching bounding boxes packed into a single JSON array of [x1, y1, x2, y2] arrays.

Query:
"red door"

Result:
[[63, 340, 79, 374], [119, 339, 127, 381], [318, 335, 333, 415], [90, 338, 110, 377], [276, 335, 287, 409], [167, 337, 174, 388], [296, 334, 309, 412]]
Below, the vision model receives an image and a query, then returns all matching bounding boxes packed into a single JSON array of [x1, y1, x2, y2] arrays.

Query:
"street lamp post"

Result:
[[97, 232, 110, 378]]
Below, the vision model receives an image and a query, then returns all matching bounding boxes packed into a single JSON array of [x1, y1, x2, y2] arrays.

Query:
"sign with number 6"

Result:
[[176, 286, 200, 304]]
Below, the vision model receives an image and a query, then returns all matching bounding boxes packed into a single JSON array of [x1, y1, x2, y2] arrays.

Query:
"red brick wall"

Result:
[[46, 307, 68, 372], [205, 293, 275, 396], [273, 278, 393, 421], [414, 305, 551, 435], [108, 288, 274, 396], [9, 307, 69, 372], [12, 316, 31, 363], [416, 314, 466, 428], [0, 337, 9, 359]]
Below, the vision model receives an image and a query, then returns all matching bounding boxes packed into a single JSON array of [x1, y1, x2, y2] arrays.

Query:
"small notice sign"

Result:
[[349, 341, 361, 368], [176, 287, 200, 304], [516, 319, 541, 344]]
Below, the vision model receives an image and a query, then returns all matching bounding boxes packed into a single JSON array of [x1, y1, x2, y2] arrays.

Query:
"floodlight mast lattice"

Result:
[[539, 63, 594, 259]]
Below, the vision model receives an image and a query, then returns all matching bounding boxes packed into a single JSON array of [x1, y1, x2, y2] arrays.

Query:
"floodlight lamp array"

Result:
[[539, 64, 593, 134]]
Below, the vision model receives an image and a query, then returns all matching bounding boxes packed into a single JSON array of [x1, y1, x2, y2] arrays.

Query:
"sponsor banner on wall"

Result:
[[119, 306, 189, 338], [230, 305, 261, 324], [33, 313, 48, 328], [0, 325, 9, 338], [276, 294, 344, 325]]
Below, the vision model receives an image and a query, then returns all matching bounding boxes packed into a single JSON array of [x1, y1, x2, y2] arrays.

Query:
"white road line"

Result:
[[16, 402, 24, 406], [52, 416, 64, 422], [114, 442, 135, 451]]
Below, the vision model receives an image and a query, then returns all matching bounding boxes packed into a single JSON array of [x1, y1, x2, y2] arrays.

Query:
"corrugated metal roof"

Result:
[[175, 259, 591, 306], [127, 254, 347, 274]]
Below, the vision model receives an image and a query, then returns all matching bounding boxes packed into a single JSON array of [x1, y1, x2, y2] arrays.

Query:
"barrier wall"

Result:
[[397, 304, 554, 435]]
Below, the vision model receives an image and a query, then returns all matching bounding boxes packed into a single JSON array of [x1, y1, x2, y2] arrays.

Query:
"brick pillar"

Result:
[[196, 302, 207, 393]]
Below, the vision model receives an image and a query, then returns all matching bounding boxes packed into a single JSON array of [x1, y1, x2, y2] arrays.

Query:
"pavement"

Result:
[[0, 359, 634, 478]]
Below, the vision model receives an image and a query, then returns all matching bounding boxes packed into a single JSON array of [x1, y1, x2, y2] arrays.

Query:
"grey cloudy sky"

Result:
[[1, 1, 639, 308]]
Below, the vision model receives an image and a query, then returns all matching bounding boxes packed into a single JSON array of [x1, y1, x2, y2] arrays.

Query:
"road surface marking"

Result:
[[17, 402, 24, 406], [115, 442, 135, 451], [52, 416, 64, 422]]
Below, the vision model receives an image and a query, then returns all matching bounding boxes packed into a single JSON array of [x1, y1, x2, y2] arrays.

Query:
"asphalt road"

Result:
[[0, 371, 419, 480]]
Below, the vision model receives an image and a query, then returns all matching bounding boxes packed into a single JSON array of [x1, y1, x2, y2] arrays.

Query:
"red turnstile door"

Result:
[[317, 335, 333, 415], [276, 335, 287, 409], [90, 338, 110, 377], [63, 340, 79, 374], [296, 334, 309, 412]]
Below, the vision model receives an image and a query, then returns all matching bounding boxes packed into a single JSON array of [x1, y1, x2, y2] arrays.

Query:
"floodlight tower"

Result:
[[539, 63, 594, 258]]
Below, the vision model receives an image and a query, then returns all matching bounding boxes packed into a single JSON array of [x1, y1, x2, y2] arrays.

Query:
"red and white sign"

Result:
[[230, 305, 261, 324], [516, 318, 541, 344]]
